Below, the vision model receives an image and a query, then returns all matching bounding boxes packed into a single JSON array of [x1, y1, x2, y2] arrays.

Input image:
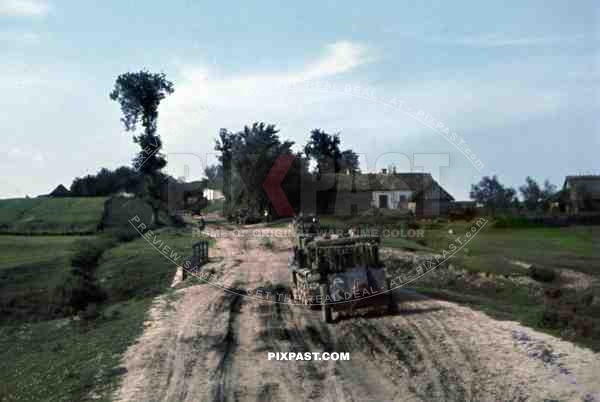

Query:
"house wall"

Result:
[[323, 190, 452, 217], [331, 191, 372, 216], [308, 175, 454, 217], [203, 188, 225, 201], [565, 183, 600, 214], [371, 191, 412, 209]]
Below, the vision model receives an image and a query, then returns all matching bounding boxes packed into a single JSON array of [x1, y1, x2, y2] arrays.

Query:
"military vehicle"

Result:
[[229, 208, 262, 225], [288, 217, 394, 323], [291, 214, 320, 236]]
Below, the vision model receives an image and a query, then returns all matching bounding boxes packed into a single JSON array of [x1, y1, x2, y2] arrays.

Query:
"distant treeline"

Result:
[[70, 166, 144, 196], [69, 167, 208, 215]]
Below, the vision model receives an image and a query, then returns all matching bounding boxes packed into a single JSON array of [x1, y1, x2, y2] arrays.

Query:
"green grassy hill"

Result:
[[0, 226, 208, 401], [0, 235, 96, 320], [0, 197, 108, 235], [100, 196, 153, 230], [0, 196, 157, 235]]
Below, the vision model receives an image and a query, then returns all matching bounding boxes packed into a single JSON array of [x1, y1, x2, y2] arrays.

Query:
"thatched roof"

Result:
[[319, 173, 454, 201], [564, 175, 600, 199], [48, 184, 71, 197]]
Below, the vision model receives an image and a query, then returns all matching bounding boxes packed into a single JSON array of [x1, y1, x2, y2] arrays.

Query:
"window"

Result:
[[378, 194, 389, 209]]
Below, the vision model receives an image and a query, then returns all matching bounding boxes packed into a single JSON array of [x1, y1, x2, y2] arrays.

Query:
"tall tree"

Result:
[[470, 175, 517, 215], [215, 123, 295, 216], [540, 180, 557, 211], [519, 176, 542, 211], [304, 129, 342, 176], [110, 71, 174, 224], [215, 128, 242, 213], [519, 177, 557, 212], [339, 149, 360, 174]]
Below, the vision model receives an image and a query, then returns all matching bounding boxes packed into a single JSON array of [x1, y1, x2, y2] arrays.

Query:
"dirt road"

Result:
[[113, 224, 600, 402]]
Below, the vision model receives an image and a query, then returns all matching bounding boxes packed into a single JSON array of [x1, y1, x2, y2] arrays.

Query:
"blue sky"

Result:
[[0, 0, 597, 199]]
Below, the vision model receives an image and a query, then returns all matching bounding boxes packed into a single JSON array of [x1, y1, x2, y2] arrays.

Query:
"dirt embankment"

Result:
[[113, 224, 600, 402]]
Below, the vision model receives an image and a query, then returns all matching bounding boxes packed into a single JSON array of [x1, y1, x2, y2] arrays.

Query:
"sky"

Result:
[[0, 0, 598, 200]]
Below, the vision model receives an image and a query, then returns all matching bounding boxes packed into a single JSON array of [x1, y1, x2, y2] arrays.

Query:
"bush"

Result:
[[70, 238, 113, 268], [57, 273, 107, 313], [56, 238, 114, 314], [78, 303, 101, 320], [449, 207, 477, 221], [529, 266, 556, 282], [171, 213, 187, 227], [261, 237, 274, 250], [108, 227, 138, 243], [539, 309, 560, 328], [407, 221, 420, 230], [493, 215, 545, 229]]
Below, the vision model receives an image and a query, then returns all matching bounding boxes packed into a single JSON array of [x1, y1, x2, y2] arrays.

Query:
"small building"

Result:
[[327, 172, 454, 217], [203, 188, 225, 201], [562, 175, 600, 214], [48, 184, 71, 197]]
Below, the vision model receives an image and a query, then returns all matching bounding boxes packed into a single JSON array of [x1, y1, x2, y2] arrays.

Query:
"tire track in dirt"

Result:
[[417, 313, 479, 399], [212, 292, 243, 402], [113, 222, 600, 402], [255, 300, 329, 400], [403, 312, 467, 400], [330, 317, 422, 401]]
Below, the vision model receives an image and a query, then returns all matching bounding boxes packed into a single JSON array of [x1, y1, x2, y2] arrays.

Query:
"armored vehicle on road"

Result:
[[288, 219, 394, 323]]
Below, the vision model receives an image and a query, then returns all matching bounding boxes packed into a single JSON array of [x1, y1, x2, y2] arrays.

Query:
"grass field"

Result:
[[97, 227, 203, 302], [415, 221, 598, 276], [0, 226, 210, 401], [0, 235, 96, 321], [317, 214, 599, 350], [100, 197, 153, 231], [0, 197, 108, 235], [391, 220, 600, 351], [0, 298, 152, 402], [461, 225, 597, 274]]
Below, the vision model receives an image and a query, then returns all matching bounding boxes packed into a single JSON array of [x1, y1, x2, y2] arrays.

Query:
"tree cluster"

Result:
[[70, 166, 143, 196], [304, 129, 360, 176], [470, 175, 559, 214], [210, 125, 365, 216], [519, 176, 557, 212], [215, 123, 307, 216]]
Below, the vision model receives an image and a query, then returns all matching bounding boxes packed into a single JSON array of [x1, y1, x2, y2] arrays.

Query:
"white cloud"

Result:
[[168, 40, 369, 108], [0, 0, 49, 17], [302, 41, 370, 79], [160, 41, 370, 178], [161, 40, 370, 128], [157, 40, 584, 185]]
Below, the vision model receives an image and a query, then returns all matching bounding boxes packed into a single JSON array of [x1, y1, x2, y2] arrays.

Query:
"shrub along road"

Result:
[[113, 222, 600, 402]]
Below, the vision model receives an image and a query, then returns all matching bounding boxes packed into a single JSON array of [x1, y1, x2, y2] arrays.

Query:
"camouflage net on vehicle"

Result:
[[291, 236, 384, 305]]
